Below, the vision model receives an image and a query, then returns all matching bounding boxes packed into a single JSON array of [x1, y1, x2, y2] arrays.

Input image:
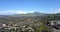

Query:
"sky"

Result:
[[0, 0, 60, 15]]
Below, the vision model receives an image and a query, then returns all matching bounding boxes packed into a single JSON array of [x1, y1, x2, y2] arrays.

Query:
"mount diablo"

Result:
[[11, 12, 47, 17]]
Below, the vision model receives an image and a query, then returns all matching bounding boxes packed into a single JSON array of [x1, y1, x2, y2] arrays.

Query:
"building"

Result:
[[0, 23, 6, 28]]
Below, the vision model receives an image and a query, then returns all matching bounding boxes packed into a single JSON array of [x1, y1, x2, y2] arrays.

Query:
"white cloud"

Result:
[[46, 8, 60, 14], [54, 8, 60, 13], [1, 8, 60, 15], [0, 10, 29, 15]]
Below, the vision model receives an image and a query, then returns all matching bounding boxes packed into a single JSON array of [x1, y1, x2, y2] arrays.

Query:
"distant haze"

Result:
[[0, 0, 60, 15]]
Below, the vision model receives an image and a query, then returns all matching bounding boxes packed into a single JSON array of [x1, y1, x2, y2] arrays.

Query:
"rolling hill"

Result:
[[11, 12, 47, 17]]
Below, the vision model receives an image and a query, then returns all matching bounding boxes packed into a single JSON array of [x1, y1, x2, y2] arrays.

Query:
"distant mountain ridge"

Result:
[[11, 12, 47, 17]]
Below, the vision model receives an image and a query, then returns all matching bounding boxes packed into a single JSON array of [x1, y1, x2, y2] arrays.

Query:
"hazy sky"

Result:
[[0, 0, 60, 15]]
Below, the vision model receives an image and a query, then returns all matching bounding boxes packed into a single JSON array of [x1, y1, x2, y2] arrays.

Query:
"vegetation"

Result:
[[0, 13, 60, 32]]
